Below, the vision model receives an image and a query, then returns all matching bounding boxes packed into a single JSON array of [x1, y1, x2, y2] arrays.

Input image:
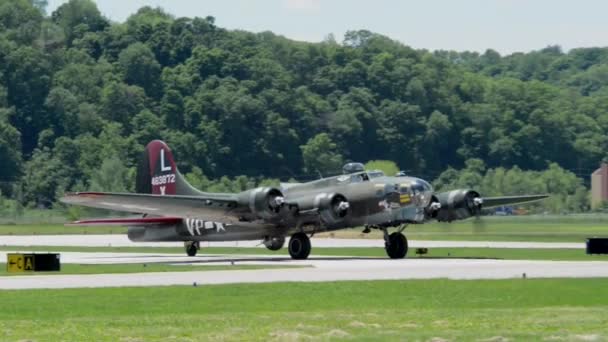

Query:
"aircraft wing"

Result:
[[66, 216, 183, 226], [61, 192, 240, 222], [481, 194, 549, 208]]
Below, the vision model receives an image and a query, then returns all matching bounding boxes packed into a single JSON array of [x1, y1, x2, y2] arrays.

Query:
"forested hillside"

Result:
[[0, 0, 606, 212]]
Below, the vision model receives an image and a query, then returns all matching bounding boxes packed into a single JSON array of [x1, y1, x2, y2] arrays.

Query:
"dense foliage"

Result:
[[0, 0, 605, 213]]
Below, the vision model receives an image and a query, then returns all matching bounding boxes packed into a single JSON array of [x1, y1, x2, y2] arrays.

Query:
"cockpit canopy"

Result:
[[337, 170, 385, 184], [342, 162, 365, 174]]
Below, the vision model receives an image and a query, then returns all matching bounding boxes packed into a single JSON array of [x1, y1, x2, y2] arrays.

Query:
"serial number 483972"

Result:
[[151, 174, 175, 186]]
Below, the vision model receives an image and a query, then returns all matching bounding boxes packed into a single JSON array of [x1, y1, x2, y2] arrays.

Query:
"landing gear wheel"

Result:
[[385, 232, 408, 259], [288, 233, 311, 259], [264, 236, 285, 251], [185, 241, 199, 257]]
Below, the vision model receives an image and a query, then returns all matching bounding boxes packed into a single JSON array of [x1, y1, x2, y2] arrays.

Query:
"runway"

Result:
[[1, 235, 604, 290], [0, 234, 585, 249], [2, 249, 608, 290]]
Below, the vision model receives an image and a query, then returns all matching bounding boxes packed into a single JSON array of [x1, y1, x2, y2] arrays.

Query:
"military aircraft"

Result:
[[61, 140, 548, 259]]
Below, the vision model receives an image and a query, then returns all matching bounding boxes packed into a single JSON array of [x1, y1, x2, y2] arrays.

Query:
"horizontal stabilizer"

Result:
[[67, 216, 182, 227], [61, 191, 238, 221]]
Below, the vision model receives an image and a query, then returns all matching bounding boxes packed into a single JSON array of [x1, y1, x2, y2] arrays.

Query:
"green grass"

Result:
[[324, 215, 608, 242], [0, 279, 607, 341], [0, 223, 125, 235], [0, 262, 304, 276], [0, 208, 68, 225], [1, 245, 606, 261], [418, 247, 608, 261]]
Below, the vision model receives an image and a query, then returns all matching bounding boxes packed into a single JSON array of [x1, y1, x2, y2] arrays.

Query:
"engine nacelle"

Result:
[[238, 187, 285, 220], [429, 189, 483, 222], [290, 193, 350, 224]]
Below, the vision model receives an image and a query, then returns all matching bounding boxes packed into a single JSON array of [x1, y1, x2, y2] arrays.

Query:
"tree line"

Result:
[[0, 0, 605, 212]]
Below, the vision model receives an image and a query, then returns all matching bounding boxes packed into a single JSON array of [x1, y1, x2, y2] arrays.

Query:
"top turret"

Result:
[[342, 162, 365, 174]]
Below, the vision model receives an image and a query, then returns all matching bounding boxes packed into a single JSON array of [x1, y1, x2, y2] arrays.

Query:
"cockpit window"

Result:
[[336, 175, 350, 184], [337, 171, 384, 184], [351, 173, 369, 182], [410, 179, 432, 194], [367, 171, 385, 179]]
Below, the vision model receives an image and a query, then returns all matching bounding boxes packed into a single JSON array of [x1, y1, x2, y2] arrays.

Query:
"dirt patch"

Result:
[[295, 323, 318, 330], [120, 338, 145, 342], [478, 337, 510, 342], [432, 320, 450, 328], [269, 330, 313, 341], [325, 329, 350, 338], [349, 321, 366, 328], [573, 335, 601, 341], [348, 321, 381, 328], [428, 337, 450, 342]]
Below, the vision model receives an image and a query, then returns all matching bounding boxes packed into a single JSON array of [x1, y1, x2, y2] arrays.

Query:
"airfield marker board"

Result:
[[6, 253, 60, 273], [7, 254, 25, 272]]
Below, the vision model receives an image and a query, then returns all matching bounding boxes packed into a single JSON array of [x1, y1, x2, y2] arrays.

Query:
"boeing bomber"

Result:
[[61, 140, 547, 259]]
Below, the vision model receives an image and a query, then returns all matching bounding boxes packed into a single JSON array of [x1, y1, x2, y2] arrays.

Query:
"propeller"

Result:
[[467, 194, 486, 232], [268, 194, 285, 212], [428, 201, 442, 212], [466, 193, 484, 217], [331, 195, 350, 218]]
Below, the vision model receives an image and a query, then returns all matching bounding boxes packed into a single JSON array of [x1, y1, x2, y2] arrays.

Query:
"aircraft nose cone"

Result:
[[411, 178, 433, 207]]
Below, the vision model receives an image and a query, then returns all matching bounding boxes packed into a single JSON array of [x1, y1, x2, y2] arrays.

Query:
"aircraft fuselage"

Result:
[[127, 172, 434, 242]]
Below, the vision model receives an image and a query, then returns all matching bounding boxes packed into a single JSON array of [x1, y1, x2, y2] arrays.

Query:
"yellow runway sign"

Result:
[[24, 255, 34, 271], [6, 253, 57, 273], [6, 253, 35, 273], [7, 254, 24, 272]]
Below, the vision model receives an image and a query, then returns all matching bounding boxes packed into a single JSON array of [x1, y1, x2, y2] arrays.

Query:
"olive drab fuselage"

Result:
[[127, 170, 435, 242]]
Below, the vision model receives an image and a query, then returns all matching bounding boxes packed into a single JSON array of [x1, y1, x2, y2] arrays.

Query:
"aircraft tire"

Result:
[[186, 241, 199, 257], [288, 233, 311, 259], [385, 232, 408, 259], [265, 236, 285, 251]]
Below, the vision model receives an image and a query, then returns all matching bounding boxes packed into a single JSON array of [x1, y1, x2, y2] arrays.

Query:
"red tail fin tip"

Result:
[[145, 140, 177, 195]]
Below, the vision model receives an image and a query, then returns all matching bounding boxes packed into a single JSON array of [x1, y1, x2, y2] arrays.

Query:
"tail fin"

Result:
[[136, 140, 202, 196]]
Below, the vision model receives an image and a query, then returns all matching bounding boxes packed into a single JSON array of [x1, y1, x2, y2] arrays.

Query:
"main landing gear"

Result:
[[288, 232, 311, 259], [263, 234, 309, 259], [383, 228, 409, 259], [185, 241, 200, 256], [263, 236, 285, 251]]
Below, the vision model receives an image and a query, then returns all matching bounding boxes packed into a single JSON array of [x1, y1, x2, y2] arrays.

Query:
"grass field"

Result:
[[0, 223, 125, 235], [3, 215, 608, 242], [0, 279, 607, 341], [0, 262, 304, 276], [1, 245, 606, 262], [321, 215, 608, 242]]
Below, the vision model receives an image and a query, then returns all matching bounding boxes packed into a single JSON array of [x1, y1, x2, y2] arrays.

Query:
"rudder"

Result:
[[136, 140, 201, 196]]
